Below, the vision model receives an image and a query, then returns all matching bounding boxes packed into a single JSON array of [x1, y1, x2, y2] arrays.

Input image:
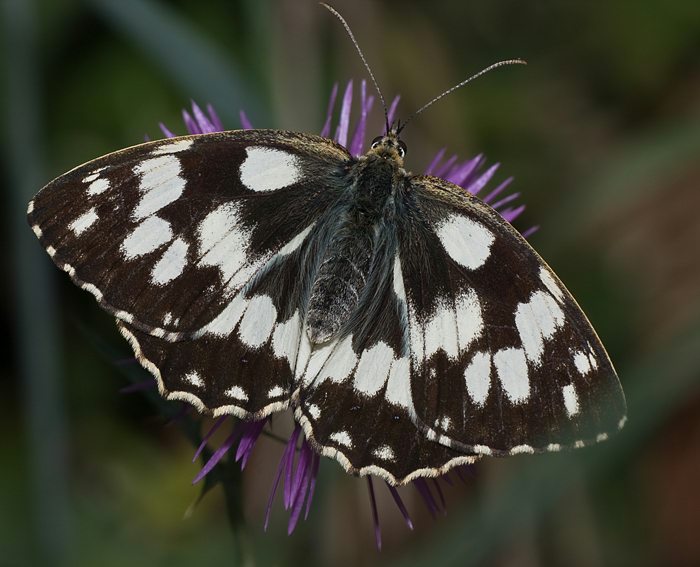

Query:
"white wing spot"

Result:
[[87, 178, 109, 196], [268, 386, 285, 398], [203, 293, 248, 337], [329, 431, 353, 448], [573, 350, 592, 375], [510, 444, 534, 455], [372, 445, 396, 461], [69, 207, 99, 235], [240, 146, 302, 192], [318, 335, 358, 383], [307, 404, 321, 420], [27, 200, 34, 214], [197, 203, 250, 286], [46, 246, 56, 257], [494, 347, 530, 404], [424, 301, 459, 360], [184, 371, 204, 387], [596, 433, 609, 442], [385, 357, 413, 415], [436, 213, 495, 270], [473, 445, 493, 456], [163, 312, 172, 325], [32, 224, 43, 238], [122, 216, 172, 259], [574, 440, 585, 449], [272, 311, 302, 366], [539, 266, 565, 302], [393, 254, 405, 297], [225, 386, 248, 401], [464, 351, 492, 407], [353, 341, 395, 396], [589, 352, 598, 370], [456, 288, 483, 352], [133, 155, 186, 220], [562, 383, 579, 417], [546, 443, 562, 452], [238, 295, 277, 348], [151, 237, 188, 285], [152, 138, 194, 154], [515, 290, 565, 365], [278, 224, 314, 256]]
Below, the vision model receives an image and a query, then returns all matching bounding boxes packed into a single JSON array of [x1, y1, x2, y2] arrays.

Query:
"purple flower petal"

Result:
[[349, 80, 375, 157], [385, 483, 414, 530], [283, 425, 302, 509], [193, 415, 228, 462], [235, 419, 267, 469], [288, 440, 311, 511], [500, 204, 526, 223], [521, 225, 539, 239], [287, 442, 314, 535], [239, 109, 253, 130], [447, 155, 483, 187], [432, 479, 447, 515], [386, 95, 401, 130], [490, 192, 521, 211], [435, 154, 458, 179], [264, 456, 286, 531], [320, 82, 339, 138], [192, 425, 242, 484], [482, 176, 514, 204], [304, 452, 320, 521], [466, 162, 500, 195], [159, 122, 176, 139], [191, 101, 216, 133], [334, 80, 354, 147], [424, 148, 446, 176], [367, 477, 382, 551], [206, 103, 224, 131], [413, 478, 440, 519], [181, 109, 200, 135]]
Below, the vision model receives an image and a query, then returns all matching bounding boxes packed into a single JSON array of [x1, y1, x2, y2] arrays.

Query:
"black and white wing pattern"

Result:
[[28, 130, 351, 417], [293, 215, 478, 484], [397, 176, 627, 456], [294, 172, 625, 484]]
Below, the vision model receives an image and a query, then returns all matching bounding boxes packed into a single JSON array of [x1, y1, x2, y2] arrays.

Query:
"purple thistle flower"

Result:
[[155, 80, 534, 546]]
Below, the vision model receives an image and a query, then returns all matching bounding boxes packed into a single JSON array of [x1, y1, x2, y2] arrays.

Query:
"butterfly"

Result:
[[27, 119, 626, 484]]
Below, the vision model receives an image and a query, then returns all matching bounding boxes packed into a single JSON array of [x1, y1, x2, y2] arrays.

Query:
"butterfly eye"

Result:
[[370, 136, 383, 149], [397, 141, 407, 158]]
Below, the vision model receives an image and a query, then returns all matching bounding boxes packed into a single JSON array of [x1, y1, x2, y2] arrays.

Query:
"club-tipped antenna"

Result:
[[397, 59, 527, 134], [320, 3, 390, 134]]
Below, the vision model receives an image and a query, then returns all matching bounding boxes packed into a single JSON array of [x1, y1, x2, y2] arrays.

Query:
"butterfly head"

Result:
[[367, 131, 407, 166]]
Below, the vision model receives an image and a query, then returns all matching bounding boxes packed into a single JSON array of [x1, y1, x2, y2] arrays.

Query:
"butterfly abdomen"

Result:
[[306, 157, 396, 344]]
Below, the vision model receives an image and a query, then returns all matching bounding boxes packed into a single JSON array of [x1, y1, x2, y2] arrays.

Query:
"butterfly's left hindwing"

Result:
[[29, 130, 352, 417], [397, 176, 627, 456], [294, 170, 626, 484]]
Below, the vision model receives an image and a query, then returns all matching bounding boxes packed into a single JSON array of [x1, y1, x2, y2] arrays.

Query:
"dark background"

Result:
[[2, 1, 700, 566]]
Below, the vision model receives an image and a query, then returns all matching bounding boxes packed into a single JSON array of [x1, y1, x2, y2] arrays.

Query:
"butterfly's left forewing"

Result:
[[397, 175, 627, 456]]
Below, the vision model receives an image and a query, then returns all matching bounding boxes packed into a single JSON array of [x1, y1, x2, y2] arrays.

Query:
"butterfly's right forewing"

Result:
[[28, 130, 350, 336]]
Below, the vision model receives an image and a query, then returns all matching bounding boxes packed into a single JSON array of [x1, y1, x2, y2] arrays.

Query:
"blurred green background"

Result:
[[2, 0, 700, 566]]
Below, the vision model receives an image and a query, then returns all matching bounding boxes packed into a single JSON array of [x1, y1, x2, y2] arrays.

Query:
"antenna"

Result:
[[397, 59, 527, 134], [320, 3, 390, 134]]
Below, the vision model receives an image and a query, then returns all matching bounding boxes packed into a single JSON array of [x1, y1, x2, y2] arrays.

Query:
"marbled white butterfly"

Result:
[[26, 6, 626, 485]]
